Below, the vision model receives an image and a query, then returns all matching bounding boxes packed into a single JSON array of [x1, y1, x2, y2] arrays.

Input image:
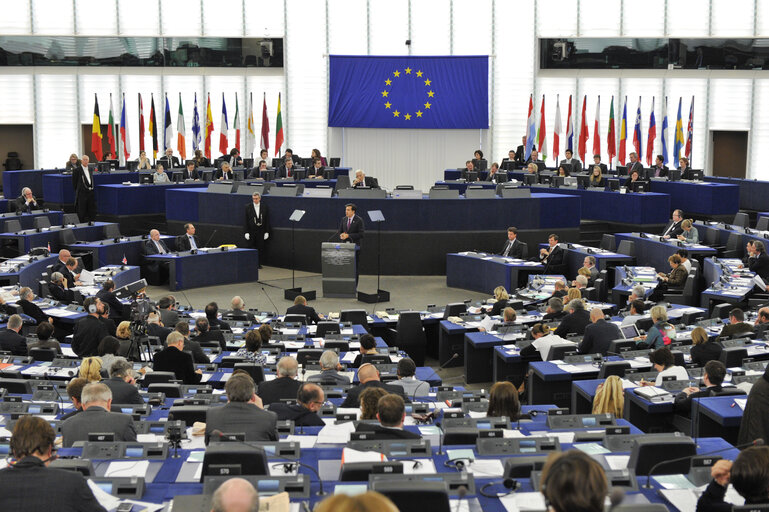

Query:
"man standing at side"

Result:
[[244, 192, 270, 269], [500, 226, 524, 259], [72, 154, 97, 222], [336, 203, 364, 244]]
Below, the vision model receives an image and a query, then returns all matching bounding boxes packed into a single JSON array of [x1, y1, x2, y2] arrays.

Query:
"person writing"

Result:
[[677, 219, 699, 244]]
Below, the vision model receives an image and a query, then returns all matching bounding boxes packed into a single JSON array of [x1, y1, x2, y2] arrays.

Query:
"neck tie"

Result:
[[503, 241, 511, 257], [347, 218, 351, 231], [288, 167, 291, 177], [190, 236, 197, 250], [156, 241, 165, 254]]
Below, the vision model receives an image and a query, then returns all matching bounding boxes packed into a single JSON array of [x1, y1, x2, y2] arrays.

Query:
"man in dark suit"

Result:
[[0, 314, 27, 355], [515, 136, 535, 165], [500, 226, 525, 259], [542, 297, 567, 321], [244, 192, 270, 268], [744, 241, 769, 282], [175, 320, 208, 364], [307, 158, 325, 178], [559, 149, 583, 174], [193, 317, 227, 351], [104, 358, 143, 405], [152, 331, 203, 384], [61, 382, 137, 447], [277, 157, 296, 179], [627, 152, 644, 177], [257, 357, 302, 406], [180, 161, 200, 181], [17, 287, 52, 325], [223, 148, 243, 168], [72, 154, 97, 222], [649, 155, 669, 178], [340, 363, 408, 408], [146, 312, 172, 344], [206, 302, 231, 331], [553, 300, 592, 337], [286, 295, 324, 324], [158, 148, 181, 169], [205, 373, 278, 444], [662, 209, 684, 238], [336, 203, 365, 244], [754, 307, 769, 339], [0, 415, 105, 511], [526, 149, 545, 170], [143, 229, 171, 285], [538, 233, 566, 274], [215, 162, 235, 180], [717, 308, 754, 341], [49, 272, 75, 303], [269, 382, 326, 427], [578, 308, 622, 356], [177, 223, 201, 251], [15, 187, 40, 213], [356, 394, 421, 440], [352, 169, 379, 188], [582, 255, 600, 284], [72, 298, 109, 357], [95, 280, 124, 321], [674, 361, 727, 415], [51, 249, 77, 288]]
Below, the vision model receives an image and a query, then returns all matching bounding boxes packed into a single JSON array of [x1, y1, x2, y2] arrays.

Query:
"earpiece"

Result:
[[479, 477, 520, 497]]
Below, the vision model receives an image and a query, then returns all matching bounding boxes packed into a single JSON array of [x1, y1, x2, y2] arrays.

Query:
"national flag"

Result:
[[121, 254, 127, 265], [47, 242, 51, 253], [138, 94, 145, 152], [120, 94, 131, 161], [192, 93, 201, 151], [149, 94, 158, 159], [204, 93, 214, 159], [177, 93, 186, 160], [646, 97, 657, 167], [245, 92, 256, 158], [537, 95, 547, 161], [274, 92, 284, 156], [233, 93, 241, 152], [524, 94, 535, 160], [661, 97, 669, 165], [592, 96, 601, 158], [91, 94, 103, 162], [685, 96, 694, 161], [607, 96, 616, 164], [577, 96, 589, 163], [552, 95, 561, 163], [107, 94, 116, 159], [619, 96, 628, 165], [674, 97, 684, 163], [163, 94, 172, 151], [565, 95, 574, 151], [219, 93, 229, 155], [260, 92, 270, 151], [632, 96, 643, 161]]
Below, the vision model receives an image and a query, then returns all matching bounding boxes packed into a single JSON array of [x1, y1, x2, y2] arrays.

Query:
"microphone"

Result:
[[608, 488, 625, 512], [262, 287, 280, 316], [438, 353, 459, 371], [435, 421, 445, 455], [203, 229, 218, 249], [326, 231, 340, 242], [178, 289, 195, 313], [454, 485, 468, 512], [644, 438, 765, 488], [274, 458, 327, 496]]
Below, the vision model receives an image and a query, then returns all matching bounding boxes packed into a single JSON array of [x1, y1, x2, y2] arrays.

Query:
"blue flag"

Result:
[[192, 93, 201, 151], [328, 56, 488, 129], [661, 97, 669, 165]]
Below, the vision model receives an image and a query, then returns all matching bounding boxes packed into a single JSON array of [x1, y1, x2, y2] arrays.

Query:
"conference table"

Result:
[[69, 234, 177, 270], [706, 175, 769, 211], [700, 257, 757, 309], [641, 179, 739, 217], [42, 171, 141, 206], [0, 210, 64, 231], [612, 232, 717, 271], [445, 252, 544, 294], [144, 248, 259, 291], [0, 221, 116, 255], [433, 180, 497, 194], [97, 182, 205, 216], [0, 254, 58, 289]]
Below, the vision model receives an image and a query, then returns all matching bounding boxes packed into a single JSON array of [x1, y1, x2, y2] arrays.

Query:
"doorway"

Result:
[[711, 130, 748, 178]]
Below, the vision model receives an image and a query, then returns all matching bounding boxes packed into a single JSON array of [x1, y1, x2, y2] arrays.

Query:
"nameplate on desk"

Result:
[[81, 441, 169, 460], [348, 439, 431, 457]]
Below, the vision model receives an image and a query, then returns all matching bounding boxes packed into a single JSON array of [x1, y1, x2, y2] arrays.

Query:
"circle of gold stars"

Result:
[[381, 67, 435, 121]]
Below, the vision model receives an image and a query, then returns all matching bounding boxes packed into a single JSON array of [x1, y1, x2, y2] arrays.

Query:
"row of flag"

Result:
[[90, 92, 285, 162], [524, 94, 695, 168]]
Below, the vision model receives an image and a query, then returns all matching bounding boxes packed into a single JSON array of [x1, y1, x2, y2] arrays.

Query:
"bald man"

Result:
[[578, 308, 621, 356], [211, 477, 259, 512], [340, 363, 409, 408], [143, 229, 170, 285], [51, 250, 76, 288]]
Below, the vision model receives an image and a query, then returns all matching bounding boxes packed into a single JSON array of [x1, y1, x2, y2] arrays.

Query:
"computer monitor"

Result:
[[329, 157, 341, 167], [242, 158, 254, 169], [689, 169, 703, 180], [535, 161, 546, 172], [261, 169, 276, 182], [472, 158, 487, 171], [139, 174, 153, 184], [501, 160, 516, 171], [494, 172, 509, 183], [630, 181, 649, 193], [576, 175, 591, 189], [668, 169, 682, 181], [125, 161, 139, 171], [106, 159, 119, 170], [201, 444, 269, 481], [539, 175, 553, 186], [271, 158, 283, 168], [617, 165, 628, 176], [522, 173, 538, 186], [607, 179, 620, 191], [292, 169, 307, 181], [464, 171, 478, 182], [551, 176, 565, 188], [560, 163, 573, 175], [96, 162, 111, 173]]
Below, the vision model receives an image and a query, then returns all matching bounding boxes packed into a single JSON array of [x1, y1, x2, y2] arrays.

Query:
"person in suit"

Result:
[[697, 447, 769, 511], [543, 297, 566, 321], [103, 358, 143, 405], [754, 307, 769, 339], [269, 382, 326, 427], [390, 358, 430, 398], [177, 223, 201, 251], [307, 158, 325, 178], [307, 350, 350, 385], [499, 226, 525, 259], [277, 157, 296, 179], [553, 299, 591, 337], [515, 136, 535, 165], [355, 394, 421, 440], [551, 280, 568, 299], [589, 165, 606, 188], [152, 331, 202, 384], [674, 361, 727, 416], [158, 148, 181, 169], [649, 154, 669, 178], [65, 153, 81, 173], [351, 334, 390, 368], [216, 161, 234, 180], [49, 272, 75, 303], [285, 295, 324, 324], [559, 149, 583, 174], [742, 240, 769, 282], [677, 219, 699, 244], [51, 249, 77, 288], [717, 308, 754, 341], [27, 321, 61, 355], [0, 415, 105, 512], [247, 159, 269, 179], [662, 209, 684, 238], [591, 154, 608, 173], [582, 256, 600, 284], [14, 187, 40, 213], [156, 295, 178, 327], [205, 372, 278, 444], [95, 280, 124, 321], [17, 287, 52, 325], [336, 203, 365, 244], [146, 312, 172, 344], [61, 382, 137, 447], [578, 308, 622, 356], [180, 160, 200, 181], [257, 356, 302, 405], [340, 363, 408, 408], [193, 317, 227, 352], [627, 151, 644, 177], [206, 302, 231, 331], [72, 154, 97, 222], [72, 298, 109, 357], [538, 233, 567, 274], [0, 314, 27, 355], [526, 149, 544, 169], [244, 192, 270, 268], [624, 168, 647, 192], [485, 162, 504, 183], [175, 320, 208, 364], [352, 169, 378, 188], [737, 365, 769, 446], [224, 148, 243, 168], [679, 157, 695, 180], [226, 295, 256, 323], [143, 229, 170, 285]]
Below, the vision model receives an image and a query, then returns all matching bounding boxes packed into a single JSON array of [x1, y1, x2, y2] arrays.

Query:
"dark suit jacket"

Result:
[[244, 202, 271, 239], [269, 402, 326, 426], [553, 309, 591, 337], [515, 144, 536, 164], [144, 238, 170, 255], [648, 165, 669, 178], [662, 220, 684, 238], [747, 252, 769, 282], [100, 317, 116, 337], [0, 456, 106, 512], [738, 370, 769, 445], [681, 167, 696, 180], [95, 289, 124, 321], [51, 260, 76, 289], [0, 328, 26, 355], [72, 316, 109, 357], [717, 322, 754, 341], [341, 381, 408, 408], [104, 376, 143, 405], [152, 346, 201, 384], [179, 168, 199, 180], [14, 195, 39, 213], [308, 165, 325, 177], [578, 319, 622, 355], [184, 337, 209, 364], [674, 385, 724, 415], [257, 377, 302, 406], [488, 299, 509, 317], [286, 303, 322, 324], [61, 406, 137, 447], [500, 238, 524, 259], [208, 316, 231, 332], [277, 164, 296, 179], [541, 245, 567, 274], [337, 215, 364, 244], [27, 339, 62, 355], [71, 164, 95, 198], [147, 322, 172, 344], [214, 168, 234, 180], [690, 342, 723, 367], [50, 283, 75, 303], [158, 155, 181, 169], [18, 299, 47, 324], [353, 176, 379, 188], [589, 177, 606, 188], [158, 308, 179, 328], [177, 234, 201, 251], [355, 423, 422, 440], [193, 329, 227, 351], [559, 159, 583, 174], [205, 401, 278, 445]]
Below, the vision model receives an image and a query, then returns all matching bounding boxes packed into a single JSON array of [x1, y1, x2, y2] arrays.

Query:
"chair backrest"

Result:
[[103, 224, 121, 239], [38, 280, 50, 299], [63, 213, 80, 225], [371, 481, 451, 512], [34, 216, 51, 229], [284, 314, 307, 325], [733, 212, 749, 228], [548, 344, 579, 360], [147, 383, 183, 398], [323, 340, 349, 352], [316, 322, 341, 337], [141, 371, 178, 386], [617, 240, 635, 257], [59, 228, 76, 246], [704, 228, 719, 246], [29, 347, 57, 362], [233, 363, 265, 384], [518, 241, 529, 259], [757, 216, 769, 231], [296, 349, 324, 366], [443, 303, 467, 319], [340, 309, 369, 327], [5, 219, 21, 233], [725, 232, 742, 253]]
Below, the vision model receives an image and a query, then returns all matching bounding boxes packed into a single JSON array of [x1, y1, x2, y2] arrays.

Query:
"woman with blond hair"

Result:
[[78, 356, 103, 382], [689, 326, 723, 366], [484, 286, 510, 316], [565, 287, 583, 304], [592, 375, 624, 418], [677, 219, 699, 244]]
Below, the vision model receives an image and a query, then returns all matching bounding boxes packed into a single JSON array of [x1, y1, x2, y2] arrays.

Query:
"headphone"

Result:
[[479, 477, 520, 498], [87, 302, 98, 314]]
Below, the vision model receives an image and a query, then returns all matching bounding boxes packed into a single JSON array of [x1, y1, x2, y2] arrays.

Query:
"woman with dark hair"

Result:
[[359, 387, 388, 420], [97, 336, 121, 374], [27, 322, 61, 355], [235, 329, 266, 364], [486, 381, 520, 421], [697, 446, 769, 511], [193, 149, 211, 168], [258, 324, 273, 345], [311, 148, 327, 166], [643, 346, 688, 386], [540, 450, 607, 512]]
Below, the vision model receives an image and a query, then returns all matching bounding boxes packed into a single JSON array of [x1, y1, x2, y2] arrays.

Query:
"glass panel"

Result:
[[118, 0, 160, 36], [369, 0, 408, 55], [328, 0, 367, 55], [75, 0, 117, 36]]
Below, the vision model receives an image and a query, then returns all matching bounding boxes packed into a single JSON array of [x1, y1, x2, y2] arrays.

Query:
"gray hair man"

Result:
[[60, 382, 137, 447], [307, 350, 350, 385]]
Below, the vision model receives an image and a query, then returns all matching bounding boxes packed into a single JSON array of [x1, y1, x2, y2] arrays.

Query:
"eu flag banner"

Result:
[[328, 55, 488, 129]]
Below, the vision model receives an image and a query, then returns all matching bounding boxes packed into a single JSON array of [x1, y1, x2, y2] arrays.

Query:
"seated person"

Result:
[[578, 308, 622, 356], [268, 382, 326, 427], [95, 280, 124, 321], [620, 299, 646, 327], [538, 233, 566, 274], [15, 187, 40, 213], [486, 381, 520, 421], [543, 297, 566, 321], [560, 149, 582, 174], [193, 317, 227, 352], [674, 360, 727, 415], [649, 154, 669, 178], [311, 148, 327, 166], [573, 274, 589, 296], [60, 377, 87, 421], [553, 299, 591, 337], [526, 149, 543, 166], [0, 314, 27, 355], [27, 321, 61, 355], [679, 156, 695, 180], [643, 346, 689, 386], [462, 160, 478, 181], [696, 446, 769, 510], [624, 169, 646, 191], [636, 305, 676, 349], [649, 254, 688, 301], [479, 307, 516, 333], [206, 301, 231, 331], [351, 334, 390, 368], [277, 158, 296, 179], [677, 248, 692, 273], [741, 240, 769, 282], [285, 294, 324, 324], [177, 222, 200, 251], [551, 280, 567, 298], [359, 387, 388, 420], [588, 165, 606, 187], [17, 287, 52, 325], [352, 169, 377, 188], [340, 363, 408, 408], [677, 219, 699, 244], [181, 160, 200, 181], [483, 286, 510, 316], [248, 159, 269, 179], [389, 358, 429, 397], [583, 255, 599, 283], [193, 149, 211, 168], [473, 149, 487, 171], [592, 375, 624, 417], [146, 312, 171, 344], [205, 372, 278, 444], [233, 329, 267, 364], [485, 162, 504, 182], [540, 450, 608, 512], [60, 382, 137, 447], [592, 154, 608, 173], [662, 209, 684, 238], [307, 157, 325, 178], [526, 162, 539, 175], [754, 307, 769, 339], [152, 163, 169, 183], [104, 357, 143, 405], [158, 148, 181, 169], [152, 331, 203, 384], [557, 165, 570, 177], [256, 356, 301, 405], [717, 307, 754, 341], [355, 394, 421, 439], [224, 148, 243, 168], [216, 161, 234, 180], [136, 150, 152, 170], [307, 350, 350, 385]]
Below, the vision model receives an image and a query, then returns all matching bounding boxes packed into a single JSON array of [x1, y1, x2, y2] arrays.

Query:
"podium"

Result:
[[321, 242, 358, 298]]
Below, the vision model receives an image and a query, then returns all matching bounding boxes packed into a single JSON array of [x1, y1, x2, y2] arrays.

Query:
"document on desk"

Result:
[[603, 455, 630, 470], [78, 268, 95, 285], [285, 435, 317, 449], [87, 479, 122, 511], [105, 460, 150, 478], [734, 398, 747, 410], [465, 458, 504, 477], [660, 486, 744, 512], [500, 492, 547, 512], [317, 421, 355, 444], [45, 308, 81, 317]]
